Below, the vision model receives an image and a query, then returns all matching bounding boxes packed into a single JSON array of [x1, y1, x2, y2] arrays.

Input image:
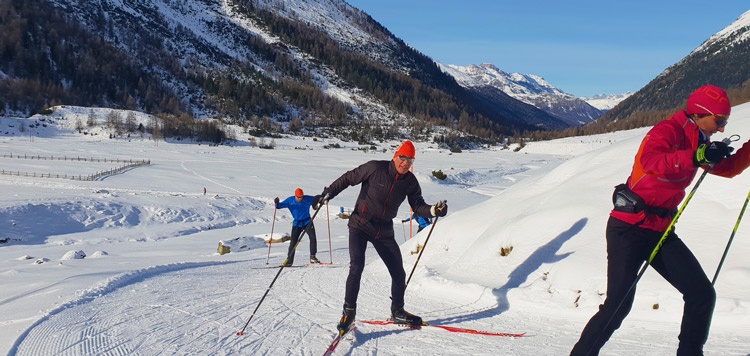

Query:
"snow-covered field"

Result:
[[1, 105, 749, 355]]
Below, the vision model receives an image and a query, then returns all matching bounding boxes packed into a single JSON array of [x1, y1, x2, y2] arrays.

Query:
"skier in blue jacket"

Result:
[[274, 188, 320, 266], [402, 213, 432, 233]]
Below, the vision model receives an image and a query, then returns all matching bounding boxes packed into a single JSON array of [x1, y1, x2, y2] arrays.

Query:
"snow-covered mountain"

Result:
[[691, 10, 750, 55], [1, 0, 568, 140], [601, 9, 750, 125], [581, 93, 633, 111], [440, 63, 605, 126]]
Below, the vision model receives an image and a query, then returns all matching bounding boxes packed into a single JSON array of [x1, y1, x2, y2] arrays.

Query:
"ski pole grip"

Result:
[[722, 134, 741, 146], [721, 135, 740, 155]]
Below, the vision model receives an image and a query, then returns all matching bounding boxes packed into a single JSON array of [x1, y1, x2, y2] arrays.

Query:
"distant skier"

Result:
[[274, 188, 320, 266], [571, 85, 750, 356], [402, 213, 432, 233], [313, 140, 448, 333]]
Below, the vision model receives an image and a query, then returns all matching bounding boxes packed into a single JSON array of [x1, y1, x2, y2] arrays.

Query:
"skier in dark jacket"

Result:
[[274, 187, 320, 266], [571, 85, 750, 356], [313, 140, 448, 333]]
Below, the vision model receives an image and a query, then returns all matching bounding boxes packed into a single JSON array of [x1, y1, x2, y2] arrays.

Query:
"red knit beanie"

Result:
[[686, 84, 731, 116], [294, 188, 303, 197], [393, 140, 416, 159]]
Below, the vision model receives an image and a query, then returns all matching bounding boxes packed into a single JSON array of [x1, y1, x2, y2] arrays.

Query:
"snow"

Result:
[[2, 104, 750, 355], [439, 62, 629, 115], [694, 9, 750, 54], [581, 92, 634, 111]]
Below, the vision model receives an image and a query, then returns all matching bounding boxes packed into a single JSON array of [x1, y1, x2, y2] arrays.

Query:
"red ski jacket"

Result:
[[611, 110, 750, 231]]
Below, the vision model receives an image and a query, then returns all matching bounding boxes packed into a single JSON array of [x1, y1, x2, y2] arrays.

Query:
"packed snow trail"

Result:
[[11, 245, 747, 355], [11, 249, 532, 355]]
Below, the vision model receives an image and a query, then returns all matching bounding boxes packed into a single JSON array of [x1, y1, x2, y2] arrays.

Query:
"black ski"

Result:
[[250, 265, 304, 269]]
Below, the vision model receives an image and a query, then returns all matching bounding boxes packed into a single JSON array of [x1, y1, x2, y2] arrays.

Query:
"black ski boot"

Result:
[[391, 307, 423, 326], [337, 306, 356, 335], [310, 255, 320, 264]]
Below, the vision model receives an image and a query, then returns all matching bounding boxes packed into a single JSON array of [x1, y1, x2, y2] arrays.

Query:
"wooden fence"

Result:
[[0, 154, 150, 181]]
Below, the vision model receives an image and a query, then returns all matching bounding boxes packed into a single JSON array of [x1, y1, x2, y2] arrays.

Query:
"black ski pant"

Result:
[[344, 227, 406, 311], [571, 217, 715, 356], [286, 222, 316, 263]]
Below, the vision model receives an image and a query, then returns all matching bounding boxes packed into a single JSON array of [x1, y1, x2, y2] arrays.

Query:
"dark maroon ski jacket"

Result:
[[325, 160, 433, 239]]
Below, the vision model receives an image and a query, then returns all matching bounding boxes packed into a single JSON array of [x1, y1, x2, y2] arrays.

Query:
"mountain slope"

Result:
[[441, 63, 604, 127], [0, 0, 573, 141], [581, 93, 633, 111], [600, 10, 750, 125]]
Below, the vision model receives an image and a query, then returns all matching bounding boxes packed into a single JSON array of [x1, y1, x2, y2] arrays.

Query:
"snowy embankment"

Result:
[[1, 104, 749, 355]]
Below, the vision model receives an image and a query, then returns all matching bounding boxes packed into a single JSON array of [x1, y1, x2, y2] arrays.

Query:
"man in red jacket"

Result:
[[571, 84, 750, 356], [314, 140, 448, 334]]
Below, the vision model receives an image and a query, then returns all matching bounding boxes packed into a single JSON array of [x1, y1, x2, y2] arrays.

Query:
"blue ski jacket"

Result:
[[404, 213, 432, 230], [277, 195, 314, 227]]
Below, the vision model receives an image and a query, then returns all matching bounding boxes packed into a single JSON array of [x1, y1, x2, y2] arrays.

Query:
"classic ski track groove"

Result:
[[14, 249, 528, 355]]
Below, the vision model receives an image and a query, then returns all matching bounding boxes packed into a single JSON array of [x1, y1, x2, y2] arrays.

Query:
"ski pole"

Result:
[[265, 205, 277, 265], [326, 202, 333, 263], [405, 205, 444, 288], [588, 167, 711, 355], [236, 201, 325, 336], [712, 188, 750, 285]]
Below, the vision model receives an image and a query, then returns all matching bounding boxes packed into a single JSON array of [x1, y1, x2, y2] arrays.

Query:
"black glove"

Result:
[[401, 219, 407, 223], [693, 141, 733, 167], [274, 197, 280, 206], [312, 188, 332, 209], [312, 195, 322, 209], [431, 200, 448, 217]]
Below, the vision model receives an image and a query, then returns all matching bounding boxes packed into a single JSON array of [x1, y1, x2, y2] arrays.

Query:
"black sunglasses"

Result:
[[714, 116, 728, 128]]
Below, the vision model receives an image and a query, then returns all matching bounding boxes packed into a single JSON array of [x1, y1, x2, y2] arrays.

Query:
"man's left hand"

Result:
[[431, 200, 448, 217]]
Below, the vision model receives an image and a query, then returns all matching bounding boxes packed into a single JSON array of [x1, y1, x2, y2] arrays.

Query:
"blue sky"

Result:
[[345, 1, 749, 97]]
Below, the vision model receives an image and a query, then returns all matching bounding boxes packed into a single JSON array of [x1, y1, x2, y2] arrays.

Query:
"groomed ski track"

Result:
[[9, 246, 745, 355]]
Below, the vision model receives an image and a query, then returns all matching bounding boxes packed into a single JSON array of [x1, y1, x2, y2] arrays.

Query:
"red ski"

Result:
[[323, 323, 356, 356], [359, 319, 525, 338]]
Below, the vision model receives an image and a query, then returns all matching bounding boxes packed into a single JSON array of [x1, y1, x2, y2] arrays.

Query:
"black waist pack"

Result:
[[612, 184, 676, 218]]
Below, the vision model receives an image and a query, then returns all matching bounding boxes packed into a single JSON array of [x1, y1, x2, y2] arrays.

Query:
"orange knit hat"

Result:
[[393, 140, 415, 159], [294, 188, 303, 197]]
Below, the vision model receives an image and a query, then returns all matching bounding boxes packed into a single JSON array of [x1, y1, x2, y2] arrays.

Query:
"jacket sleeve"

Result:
[[711, 139, 750, 178], [276, 197, 290, 209], [639, 124, 696, 175], [406, 177, 432, 218], [325, 161, 374, 199]]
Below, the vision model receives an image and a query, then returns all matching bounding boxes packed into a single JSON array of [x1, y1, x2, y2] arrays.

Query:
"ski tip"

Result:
[[337, 323, 356, 336]]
